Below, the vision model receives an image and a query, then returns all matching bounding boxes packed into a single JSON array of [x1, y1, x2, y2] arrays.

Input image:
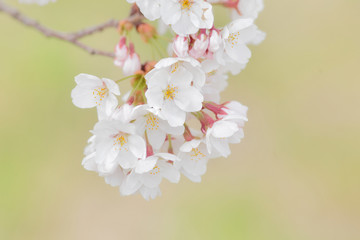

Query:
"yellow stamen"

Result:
[[180, 0, 193, 10], [163, 85, 177, 100]]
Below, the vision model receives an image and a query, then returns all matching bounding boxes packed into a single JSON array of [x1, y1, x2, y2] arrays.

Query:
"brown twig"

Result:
[[0, 1, 144, 58]]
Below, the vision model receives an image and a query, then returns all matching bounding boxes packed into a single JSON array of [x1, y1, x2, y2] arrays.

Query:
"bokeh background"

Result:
[[1, 0, 359, 239]]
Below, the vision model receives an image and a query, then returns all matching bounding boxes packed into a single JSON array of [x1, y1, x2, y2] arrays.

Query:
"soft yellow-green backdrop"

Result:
[[1, 0, 359, 239]]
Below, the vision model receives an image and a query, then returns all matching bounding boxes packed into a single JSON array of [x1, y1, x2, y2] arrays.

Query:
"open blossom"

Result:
[[120, 153, 180, 199], [160, 0, 214, 35], [145, 57, 205, 127], [19, 0, 56, 5], [92, 119, 146, 172], [177, 139, 211, 182], [133, 105, 184, 149], [71, 74, 120, 116]]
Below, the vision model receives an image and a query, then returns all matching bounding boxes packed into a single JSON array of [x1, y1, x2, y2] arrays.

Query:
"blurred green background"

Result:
[[1, 0, 360, 239]]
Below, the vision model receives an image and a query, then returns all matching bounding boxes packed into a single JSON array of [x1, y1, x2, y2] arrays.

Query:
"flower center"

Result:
[[113, 133, 129, 151], [149, 165, 160, 175], [93, 86, 108, 105], [227, 31, 240, 48], [180, 0, 193, 10], [190, 148, 206, 162], [146, 114, 160, 130], [171, 62, 179, 73], [163, 85, 177, 100]]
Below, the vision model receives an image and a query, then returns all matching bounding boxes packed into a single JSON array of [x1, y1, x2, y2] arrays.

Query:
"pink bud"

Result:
[[172, 35, 189, 57], [189, 30, 209, 59], [203, 102, 227, 117], [114, 37, 128, 67], [122, 43, 141, 76], [198, 111, 215, 134]]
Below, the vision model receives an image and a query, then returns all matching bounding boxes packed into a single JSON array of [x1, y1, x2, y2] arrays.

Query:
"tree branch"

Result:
[[0, 1, 144, 58]]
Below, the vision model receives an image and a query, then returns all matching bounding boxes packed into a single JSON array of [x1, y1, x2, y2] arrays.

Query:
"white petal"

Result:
[[160, 100, 186, 127], [174, 86, 203, 112], [128, 135, 146, 159], [135, 156, 158, 174]]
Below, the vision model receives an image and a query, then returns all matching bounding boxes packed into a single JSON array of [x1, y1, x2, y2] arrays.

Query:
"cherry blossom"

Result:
[[69, 0, 265, 200]]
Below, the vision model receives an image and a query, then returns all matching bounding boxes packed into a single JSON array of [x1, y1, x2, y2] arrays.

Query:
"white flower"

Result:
[[177, 139, 211, 182], [160, 0, 214, 35], [120, 153, 180, 199], [133, 105, 184, 149], [19, 0, 55, 5], [221, 18, 255, 64], [92, 119, 146, 173], [205, 117, 242, 157], [145, 57, 205, 127], [232, 0, 264, 20], [71, 74, 120, 116], [127, 0, 161, 21]]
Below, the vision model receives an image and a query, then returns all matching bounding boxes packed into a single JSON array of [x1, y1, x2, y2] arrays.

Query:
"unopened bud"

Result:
[[118, 20, 133, 35], [173, 35, 189, 57], [137, 23, 157, 42]]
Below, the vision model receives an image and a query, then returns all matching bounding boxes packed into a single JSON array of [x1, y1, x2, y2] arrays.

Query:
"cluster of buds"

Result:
[[71, 0, 265, 200]]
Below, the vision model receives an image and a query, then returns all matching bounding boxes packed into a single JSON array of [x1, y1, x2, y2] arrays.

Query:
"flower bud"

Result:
[[208, 29, 221, 52], [172, 35, 189, 57], [114, 37, 128, 67], [137, 23, 157, 42], [122, 43, 141, 76], [118, 20, 133, 35], [189, 30, 209, 59]]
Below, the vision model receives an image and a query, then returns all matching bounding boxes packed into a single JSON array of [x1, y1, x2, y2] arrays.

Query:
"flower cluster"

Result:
[[71, 0, 264, 200]]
